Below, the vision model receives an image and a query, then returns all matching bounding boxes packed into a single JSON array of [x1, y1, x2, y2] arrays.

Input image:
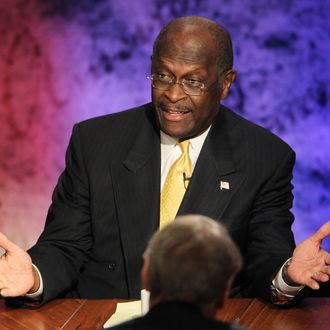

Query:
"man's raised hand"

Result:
[[0, 232, 35, 297], [288, 221, 330, 290]]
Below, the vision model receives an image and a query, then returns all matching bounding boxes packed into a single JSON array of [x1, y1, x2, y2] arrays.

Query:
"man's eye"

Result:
[[157, 74, 172, 81], [184, 79, 203, 87]]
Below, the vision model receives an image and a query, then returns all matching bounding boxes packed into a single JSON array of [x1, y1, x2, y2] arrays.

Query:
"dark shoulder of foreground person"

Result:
[[107, 319, 246, 330]]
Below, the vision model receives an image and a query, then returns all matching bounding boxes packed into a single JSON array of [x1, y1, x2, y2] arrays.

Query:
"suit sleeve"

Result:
[[239, 148, 296, 300], [27, 124, 93, 304]]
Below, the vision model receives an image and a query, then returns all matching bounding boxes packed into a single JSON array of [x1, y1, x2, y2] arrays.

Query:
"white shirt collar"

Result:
[[160, 127, 211, 154]]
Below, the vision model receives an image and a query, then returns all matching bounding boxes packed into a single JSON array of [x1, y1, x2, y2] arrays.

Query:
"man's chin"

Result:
[[160, 125, 195, 140]]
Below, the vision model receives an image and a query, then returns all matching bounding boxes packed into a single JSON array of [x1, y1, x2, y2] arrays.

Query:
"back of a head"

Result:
[[144, 215, 242, 309]]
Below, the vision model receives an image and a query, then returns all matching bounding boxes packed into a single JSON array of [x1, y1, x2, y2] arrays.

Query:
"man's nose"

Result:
[[164, 82, 187, 102]]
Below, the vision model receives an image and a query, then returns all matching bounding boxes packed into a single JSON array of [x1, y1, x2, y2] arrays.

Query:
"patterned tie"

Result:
[[160, 140, 192, 229]]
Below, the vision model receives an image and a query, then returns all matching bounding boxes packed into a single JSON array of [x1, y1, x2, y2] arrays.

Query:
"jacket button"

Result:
[[108, 262, 116, 270]]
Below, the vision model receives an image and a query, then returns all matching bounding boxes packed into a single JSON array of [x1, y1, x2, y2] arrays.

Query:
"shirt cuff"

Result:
[[24, 264, 44, 299], [272, 258, 304, 299]]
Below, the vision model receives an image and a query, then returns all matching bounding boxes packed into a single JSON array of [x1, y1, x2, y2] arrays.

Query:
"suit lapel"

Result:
[[110, 108, 160, 296], [178, 108, 245, 220]]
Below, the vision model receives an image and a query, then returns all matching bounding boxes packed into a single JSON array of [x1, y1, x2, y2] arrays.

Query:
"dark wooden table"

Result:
[[0, 298, 329, 329]]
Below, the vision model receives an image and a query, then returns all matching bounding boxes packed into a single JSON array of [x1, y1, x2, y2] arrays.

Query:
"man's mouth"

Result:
[[155, 102, 193, 124], [161, 104, 191, 115], [166, 108, 190, 115], [160, 106, 191, 122]]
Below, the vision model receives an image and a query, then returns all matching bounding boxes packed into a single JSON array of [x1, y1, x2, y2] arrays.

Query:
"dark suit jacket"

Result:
[[27, 103, 296, 304], [109, 301, 246, 330]]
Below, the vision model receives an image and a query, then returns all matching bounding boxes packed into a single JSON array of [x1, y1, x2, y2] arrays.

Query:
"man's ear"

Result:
[[141, 256, 151, 290], [220, 70, 236, 100]]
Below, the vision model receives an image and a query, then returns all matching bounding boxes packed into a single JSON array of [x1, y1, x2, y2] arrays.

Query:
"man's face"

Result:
[[151, 31, 227, 140]]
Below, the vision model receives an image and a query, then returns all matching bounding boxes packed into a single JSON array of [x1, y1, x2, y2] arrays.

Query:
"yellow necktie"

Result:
[[160, 140, 192, 229]]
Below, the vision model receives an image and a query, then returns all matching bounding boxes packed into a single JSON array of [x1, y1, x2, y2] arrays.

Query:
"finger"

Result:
[[0, 232, 19, 253], [322, 265, 330, 278], [311, 221, 330, 243], [305, 277, 320, 290], [312, 271, 329, 283], [325, 253, 330, 265], [0, 288, 9, 297]]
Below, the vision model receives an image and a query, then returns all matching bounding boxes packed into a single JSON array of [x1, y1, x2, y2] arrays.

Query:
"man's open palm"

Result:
[[0, 232, 34, 297], [288, 221, 330, 290]]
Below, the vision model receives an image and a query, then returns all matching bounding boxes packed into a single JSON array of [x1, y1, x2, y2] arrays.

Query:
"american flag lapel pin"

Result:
[[220, 181, 230, 190]]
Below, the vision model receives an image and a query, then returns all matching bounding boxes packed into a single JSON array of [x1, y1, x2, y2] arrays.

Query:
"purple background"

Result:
[[0, 0, 329, 250]]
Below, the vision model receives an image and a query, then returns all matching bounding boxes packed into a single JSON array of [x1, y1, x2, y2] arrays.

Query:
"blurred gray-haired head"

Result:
[[143, 214, 242, 309]]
